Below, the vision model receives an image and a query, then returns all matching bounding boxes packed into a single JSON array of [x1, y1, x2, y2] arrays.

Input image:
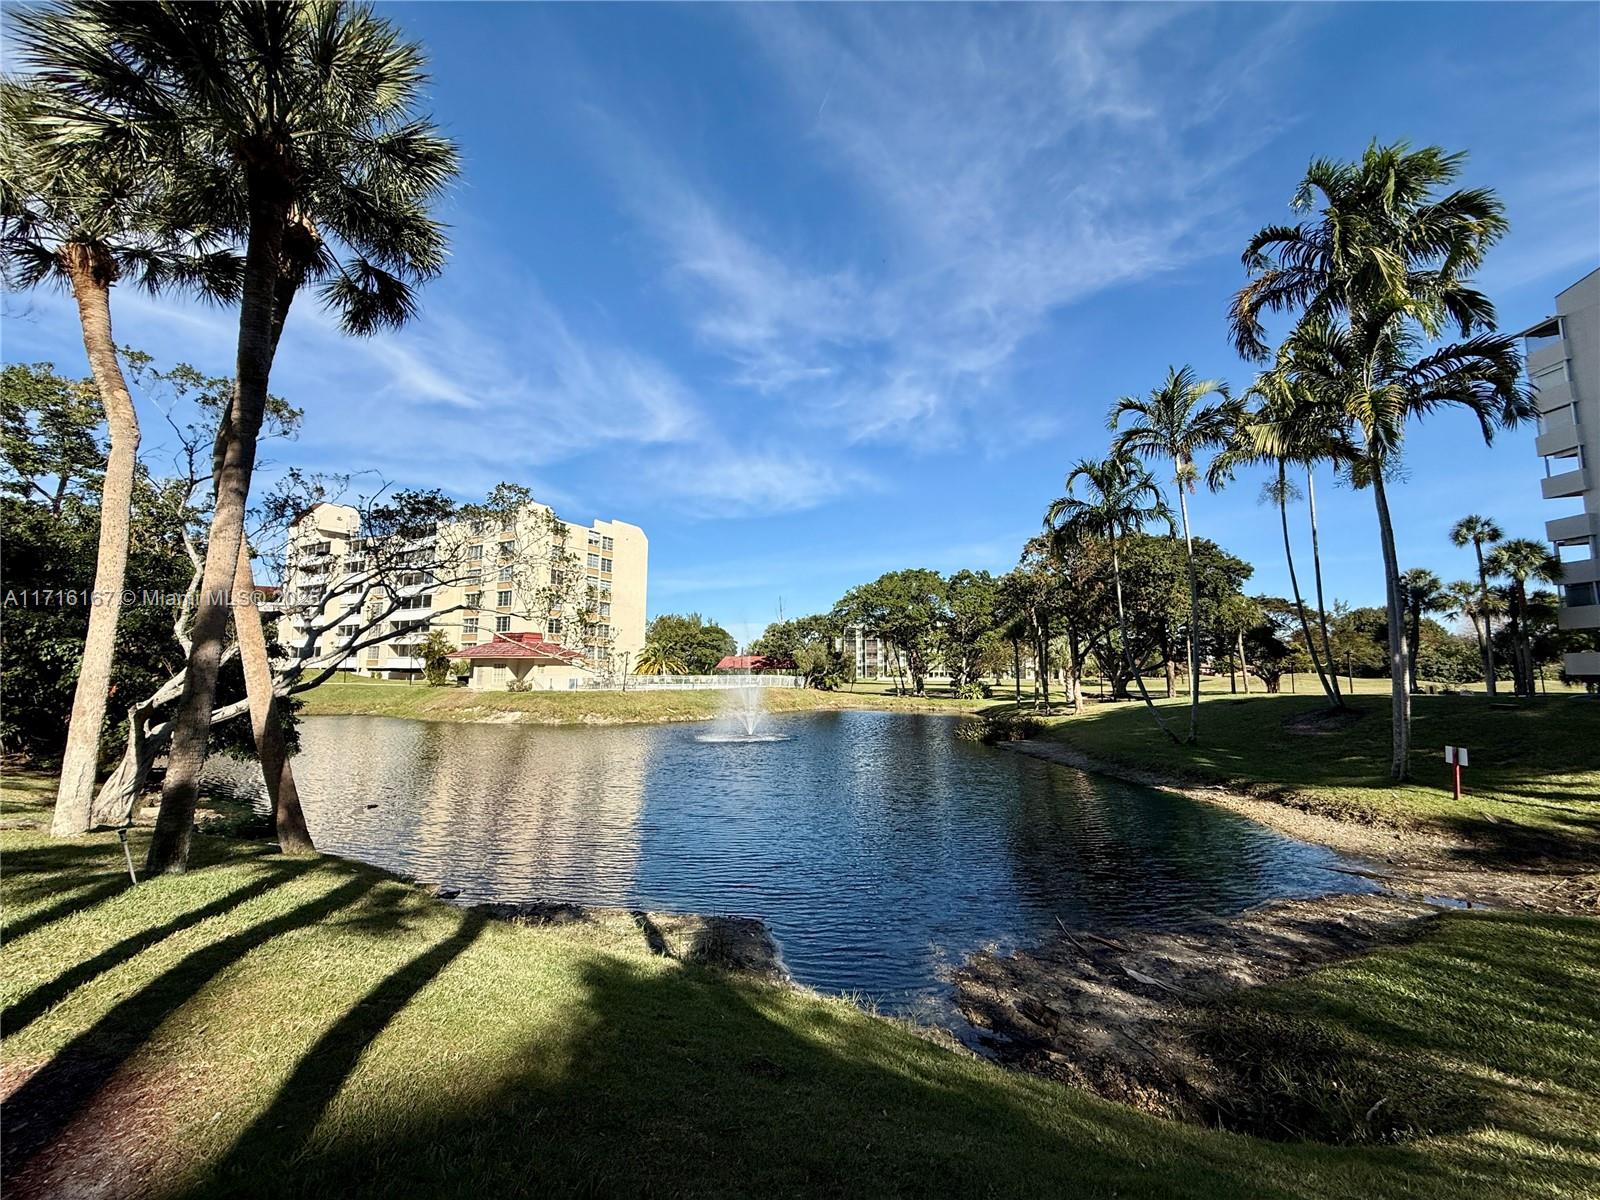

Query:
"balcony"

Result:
[[1560, 555, 1600, 588], [1558, 604, 1600, 632], [1563, 650, 1600, 677], [1535, 415, 1581, 458], [1534, 375, 1575, 414], [1543, 467, 1590, 500], [1547, 511, 1600, 545], [1527, 338, 1570, 377]]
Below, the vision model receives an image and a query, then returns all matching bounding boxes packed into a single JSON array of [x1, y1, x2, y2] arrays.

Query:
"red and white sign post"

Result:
[[1444, 745, 1470, 802]]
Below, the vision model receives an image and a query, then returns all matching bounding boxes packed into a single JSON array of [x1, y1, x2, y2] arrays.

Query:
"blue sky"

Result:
[[5, 3, 1598, 646]]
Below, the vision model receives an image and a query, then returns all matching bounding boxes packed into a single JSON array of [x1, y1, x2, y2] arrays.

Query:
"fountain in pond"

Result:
[[695, 673, 790, 743]]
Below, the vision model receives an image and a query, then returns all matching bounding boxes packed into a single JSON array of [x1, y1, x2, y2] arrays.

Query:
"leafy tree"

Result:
[[9, 1, 463, 872], [751, 615, 850, 689], [419, 630, 457, 687], [1449, 514, 1504, 694], [1109, 365, 1236, 740], [0, 362, 105, 512], [833, 570, 946, 695], [1232, 141, 1530, 780], [939, 570, 1001, 690], [646, 613, 736, 675]]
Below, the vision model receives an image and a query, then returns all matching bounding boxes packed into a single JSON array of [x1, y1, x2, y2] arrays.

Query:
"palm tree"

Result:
[[1445, 578, 1488, 665], [1399, 568, 1448, 693], [1450, 515, 1504, 694], [1045, 451, 1178, 741], [634, 644, 687, 676], [12, 2, 462, 873], [1210, 362, 1353, 707], [1108, 366, 1236, 742], [1231, 142, 1530, 780], [1487, 539, 1561, 697], [0, 78, 240, 837]]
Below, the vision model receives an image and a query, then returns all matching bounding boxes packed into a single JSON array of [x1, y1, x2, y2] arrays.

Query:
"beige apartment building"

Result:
[[278, 496, 648, 685], [1524, 267, 1600, 680]]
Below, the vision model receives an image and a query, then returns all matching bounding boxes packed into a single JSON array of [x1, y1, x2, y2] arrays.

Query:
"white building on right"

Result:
[[1523, 267, 1600, 680]]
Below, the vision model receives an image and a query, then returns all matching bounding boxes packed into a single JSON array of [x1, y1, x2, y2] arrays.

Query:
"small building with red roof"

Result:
[[713, 654, 798, 674], [457, 631, 591, 691]]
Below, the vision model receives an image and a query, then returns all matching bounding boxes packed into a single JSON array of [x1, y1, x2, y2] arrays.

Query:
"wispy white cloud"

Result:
[[593, 5, 1309, 452], [634, 442, 878, 520]]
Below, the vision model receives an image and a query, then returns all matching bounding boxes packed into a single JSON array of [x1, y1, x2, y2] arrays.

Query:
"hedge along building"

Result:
[[278, 497, 648, 683]]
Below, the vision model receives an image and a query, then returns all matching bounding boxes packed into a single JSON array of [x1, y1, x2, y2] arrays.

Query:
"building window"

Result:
[[599, 580, 611, 595], [498, 540, 515, 557], [599, 602, 611, 618], [497, 589, 512, 608], [469, 544, 483, 561], [550, 568, 565, 587], [498, 565, 513, 582], [587, 531, 601, 547], [466, 592, 481, 609], [600, 558, 612, 573], [466, 568, 482, 584], [463, 617, 479, 634], [602, 535, 614, 552], [548, 617, 563, 635], [586, 552, 600, 569], [495, 616, 511, 633]]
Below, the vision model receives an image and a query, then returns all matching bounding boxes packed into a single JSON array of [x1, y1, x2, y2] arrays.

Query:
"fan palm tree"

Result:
[[634, 643, 687, 676], [11, 1, 462, 873], [1108, 366, 1236, 742], [0, 78, 240, 837], [1230, 141, 1530, 780], [1399, 568, 1448, 693], [1449, 514, 1504, 694], [1045, 451, 1178, 741], [1487, 539, 1561, 697]]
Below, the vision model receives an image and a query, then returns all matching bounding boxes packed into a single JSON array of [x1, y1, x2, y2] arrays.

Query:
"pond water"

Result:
[[206, 710, 1372, 1011]]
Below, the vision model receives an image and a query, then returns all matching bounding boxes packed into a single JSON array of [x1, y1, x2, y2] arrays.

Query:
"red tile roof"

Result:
[[714, 654, 797, 672], [457, 631, 587, 665]]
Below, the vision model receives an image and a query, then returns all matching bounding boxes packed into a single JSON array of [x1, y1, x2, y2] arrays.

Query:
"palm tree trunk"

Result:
[[1175, 478, 1202, 742], [52, 250, 139, 836], [1474, 543, 1497, 696], [147, 194, 287, 875], [1237, 630, 1251, 694], [1369, 469, 1411, 781], [232, 544, 315, 855], [1305, 469, 1342, 705], [1278, 467, 1337, 704], [1112, 541, 1178, 742], [1407, 604, 1422, 694], [1011, 638, 1021, 703]]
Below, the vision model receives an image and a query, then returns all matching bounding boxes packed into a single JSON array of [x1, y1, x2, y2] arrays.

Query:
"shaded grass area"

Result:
[[297, 679, 989, 724], [2, 777, 1597, 1198], [1031, 692, 1600, 866]]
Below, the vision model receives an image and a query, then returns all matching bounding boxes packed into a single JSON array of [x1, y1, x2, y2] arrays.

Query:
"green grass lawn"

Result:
[[1030, 691, 1600, 865], [3, 771, 1598, 1199], [297, 679, 991, 723]]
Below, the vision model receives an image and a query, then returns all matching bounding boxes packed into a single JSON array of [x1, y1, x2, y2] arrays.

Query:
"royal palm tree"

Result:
[[634, 643, 687, 676], [1445, 578, 1487, 663], [0, 78, 240, 837], [1450, 514, 1504, 694], [1108, 366, 1236, 742], [1045, 451, 1178, 741], [12, 1, 462, 873], [1487, 538, 1561, 697], [1399, 568, 1448, 693], [1230, 142, 1530, 780]]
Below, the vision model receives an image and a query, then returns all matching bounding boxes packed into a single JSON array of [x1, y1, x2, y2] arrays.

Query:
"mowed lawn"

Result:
[[2, 773, 1598, 1199], [1033, 691, 1600, 864]]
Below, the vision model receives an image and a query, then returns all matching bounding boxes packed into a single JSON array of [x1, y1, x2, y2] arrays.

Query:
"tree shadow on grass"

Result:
[[4, 857, 321, 1036], [0, 876, 372, 1179], [2, 875, 132, 944]]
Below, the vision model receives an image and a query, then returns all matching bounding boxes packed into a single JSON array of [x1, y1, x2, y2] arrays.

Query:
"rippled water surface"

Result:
[[210, 711, 1370, 1008]]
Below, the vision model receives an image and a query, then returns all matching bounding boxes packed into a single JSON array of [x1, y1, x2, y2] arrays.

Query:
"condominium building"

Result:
[[1524, 267, 1600, 680], [278, 496, 648, 683]]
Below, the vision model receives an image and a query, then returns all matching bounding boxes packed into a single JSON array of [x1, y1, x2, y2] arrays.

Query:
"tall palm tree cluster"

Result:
[[1440, 516, 1562, 698], [1042, 143, 1534, 776], [3, 1, 460, 871]]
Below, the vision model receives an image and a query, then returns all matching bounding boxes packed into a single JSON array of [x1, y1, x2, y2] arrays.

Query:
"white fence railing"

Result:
[[585, 674, 805, 692]]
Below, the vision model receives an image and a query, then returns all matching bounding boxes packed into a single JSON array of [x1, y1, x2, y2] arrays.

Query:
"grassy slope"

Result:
[[2, 774, 1598, 1199], [1033, 692, 1600, 861], [297, 678, 988, 724]]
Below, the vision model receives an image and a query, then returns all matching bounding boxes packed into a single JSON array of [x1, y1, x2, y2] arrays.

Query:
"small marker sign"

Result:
[[1444, 746, 1469, 800]]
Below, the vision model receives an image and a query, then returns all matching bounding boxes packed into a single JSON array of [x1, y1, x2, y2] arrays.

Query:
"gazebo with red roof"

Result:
[[457, 632, 589, 691], [713, 654, 797, 674]]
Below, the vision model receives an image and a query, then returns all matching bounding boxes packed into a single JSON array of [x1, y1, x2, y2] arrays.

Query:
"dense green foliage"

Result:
[[644, 613, 737, 674]]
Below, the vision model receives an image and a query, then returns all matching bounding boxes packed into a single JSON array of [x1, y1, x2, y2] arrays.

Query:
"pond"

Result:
[[207, 710, 1373, 1012]]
